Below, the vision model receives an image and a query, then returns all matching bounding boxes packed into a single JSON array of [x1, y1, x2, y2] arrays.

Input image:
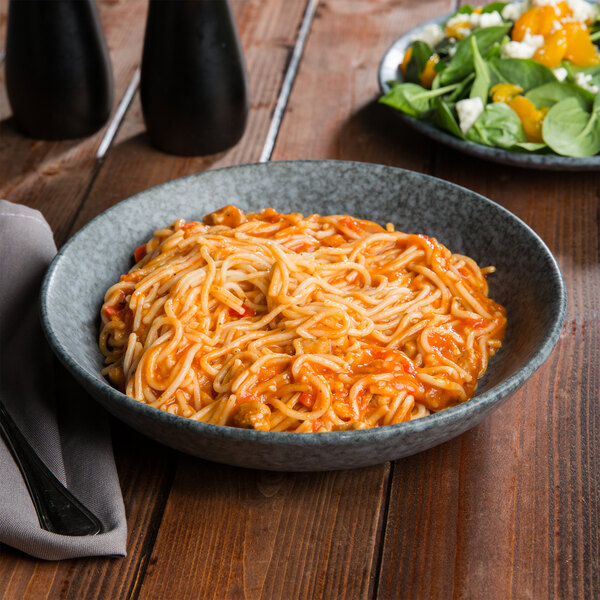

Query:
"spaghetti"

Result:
[[99, 206, 506, 432]]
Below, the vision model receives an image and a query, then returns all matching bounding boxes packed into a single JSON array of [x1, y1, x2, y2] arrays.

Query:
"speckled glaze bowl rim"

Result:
[[377, 12, 600, 171], [40, 160, 567, 450]]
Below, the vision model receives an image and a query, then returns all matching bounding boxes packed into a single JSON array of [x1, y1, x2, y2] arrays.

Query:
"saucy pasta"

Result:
[[99, 205, 506, 432]]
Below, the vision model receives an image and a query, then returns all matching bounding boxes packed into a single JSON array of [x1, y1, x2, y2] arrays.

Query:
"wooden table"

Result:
[[1, 0, 598, 598]]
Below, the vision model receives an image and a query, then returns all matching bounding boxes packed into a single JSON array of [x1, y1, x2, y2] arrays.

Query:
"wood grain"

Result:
[[271, 0, 455, 172], [1, 0, 599, 597], [428, 156, 600, 599], [138, 459, 390, 600], [0, 0, 314, 598], [0, 0, 147, 243], [270, 0, 600, 597], [67, 0, 311, 236]]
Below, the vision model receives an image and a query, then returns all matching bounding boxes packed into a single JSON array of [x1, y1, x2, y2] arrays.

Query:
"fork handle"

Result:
[[0, 401, 103, 536]]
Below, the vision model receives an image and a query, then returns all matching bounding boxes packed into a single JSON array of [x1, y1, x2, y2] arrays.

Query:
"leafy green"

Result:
[[379, 6, 600, 158], [466, 102, 526, 148], [488, 57, 556, 91], [470, 35, 491, 104], [438, 25, 511, 86], [379, 82, 460, 118], [542, 96, 600, 157], [481, 2, 508, 14], [405, 41, 434, 84], [446, 5, 474, 20], [525, 81, 593, 110], [512, 141, 549, 153], [432, 99, 465, 139], [563, 62, 600, 78], [447, 72, 476, 102]]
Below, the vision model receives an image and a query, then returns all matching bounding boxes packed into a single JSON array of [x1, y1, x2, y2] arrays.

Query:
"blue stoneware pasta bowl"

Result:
[[40, 160, 566, 471]]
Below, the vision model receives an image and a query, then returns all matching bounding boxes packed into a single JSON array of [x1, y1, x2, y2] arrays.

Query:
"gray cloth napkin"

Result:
[[0, 200, 127, 560]]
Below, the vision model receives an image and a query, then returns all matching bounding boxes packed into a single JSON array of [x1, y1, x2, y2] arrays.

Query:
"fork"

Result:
[[0, 400, 104, 536]]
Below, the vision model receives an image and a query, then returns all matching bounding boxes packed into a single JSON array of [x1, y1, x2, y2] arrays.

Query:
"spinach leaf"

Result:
[[439, 25, 511, 86], [433, 37, 458, 63], [512, 141, 549, 152], [542, 96, 600, 157], [466, 102, 526, 148], [470, 35, 491, 104], [525, 81, 593, 110], [379, 82, 460, 118], [447, 72, 476, 102], [488, 57, 556, 91], [446, 5, 474, 21], [432, 99, 465, 139], [405, 41, 434, 85], [481, 2, 508, 14], [563, 63, 600, 78]]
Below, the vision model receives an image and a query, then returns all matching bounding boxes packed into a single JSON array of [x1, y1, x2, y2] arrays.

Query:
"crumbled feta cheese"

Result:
[[517, 0, 596, 22], [456, 97, 484, 134], [553, 66, 569, 81], [501, 40, 532, 59], [501, 32, 545, 58], [566, 0, 598, 22], [575, 71, 600, 94], [410, 23, 445, 48], [445, 9, 507, 39], [478, 11, 505, 28], [446, 13, 471, 29], [502, 2, 527, 21]]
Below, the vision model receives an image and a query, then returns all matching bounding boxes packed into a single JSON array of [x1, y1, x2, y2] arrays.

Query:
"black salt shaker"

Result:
[[140, 0, 249, 156], [5, 0, 114, 140]]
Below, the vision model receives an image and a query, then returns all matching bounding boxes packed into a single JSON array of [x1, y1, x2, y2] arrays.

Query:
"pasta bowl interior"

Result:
[[40, 161, 566, 471]]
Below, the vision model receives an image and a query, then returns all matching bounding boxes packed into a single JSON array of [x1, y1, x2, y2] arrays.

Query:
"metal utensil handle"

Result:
[[0, 401, 104, 536]]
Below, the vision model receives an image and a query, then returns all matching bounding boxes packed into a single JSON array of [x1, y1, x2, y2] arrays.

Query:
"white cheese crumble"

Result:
[[574, 71, 600, 94], [446, 10, 505, 31], [553, 66, 569, 81], [477, 11, 505, 28], [410, 23, 445, 47], [501, 32, 545, 58], [502, 2, 527, 21], [532, 0, 599, 21], [456, 97, 484, 134], [566, 0, 598, 22], [532, 0, 560, 6]]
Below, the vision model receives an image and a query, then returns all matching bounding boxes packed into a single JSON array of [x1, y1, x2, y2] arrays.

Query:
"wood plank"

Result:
[[371, 0, 600, 592], [131, 1, 458, 599], [270, 0, 456, 172], [0, 0, 6, 54], [0, 2, 178, 598], [266, 0, 600, 597], [0, 1, 322, 599], [0, 0, 147, 243], [427, 155, 600, 599], [137, 458, 390, 600], [67, 0, 311, 236], [0, 420, 176, 600]]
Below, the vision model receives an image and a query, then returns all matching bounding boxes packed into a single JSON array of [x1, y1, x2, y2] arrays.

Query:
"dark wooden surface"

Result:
[[1, 0, 598, 598]]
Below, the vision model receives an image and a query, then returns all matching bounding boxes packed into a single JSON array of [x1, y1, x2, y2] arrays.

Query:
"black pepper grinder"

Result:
[[140, 0, 249, 156], [5, 0, 114, 140]]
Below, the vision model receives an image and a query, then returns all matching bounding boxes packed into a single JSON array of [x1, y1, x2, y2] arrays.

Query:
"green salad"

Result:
[[379, 0, 600, 157]]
